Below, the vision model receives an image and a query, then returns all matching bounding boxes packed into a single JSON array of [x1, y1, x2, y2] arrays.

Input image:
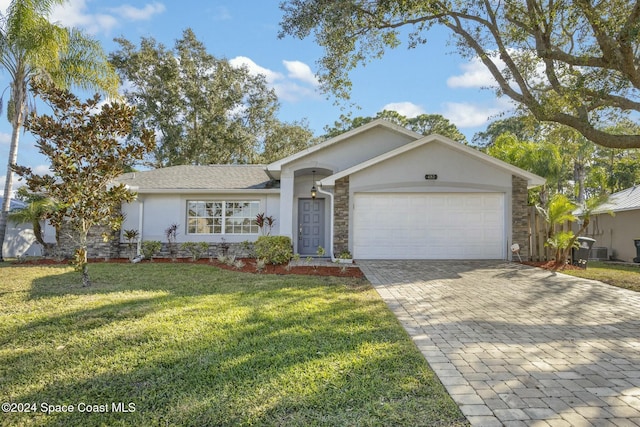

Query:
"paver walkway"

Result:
[[358, 260, 640, 427]]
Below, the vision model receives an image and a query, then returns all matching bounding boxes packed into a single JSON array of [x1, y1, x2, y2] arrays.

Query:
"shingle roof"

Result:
[[0, 197, 26, 211], [595, 186, 640, 213], [114, 165, 276, 192]]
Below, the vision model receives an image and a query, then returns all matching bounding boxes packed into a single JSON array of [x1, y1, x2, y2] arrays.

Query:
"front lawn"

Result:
[[0, 263, 467, 426], [561, 261, 640, 292]]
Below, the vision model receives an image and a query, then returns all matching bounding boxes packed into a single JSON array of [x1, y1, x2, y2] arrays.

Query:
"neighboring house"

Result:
[[582, 186, 640, 263], [0, 197, 43, 258], [114, 119, 545, 260]]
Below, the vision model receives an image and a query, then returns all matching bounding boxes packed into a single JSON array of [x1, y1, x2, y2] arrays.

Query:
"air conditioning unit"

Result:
[[589, 247, 608, 261]]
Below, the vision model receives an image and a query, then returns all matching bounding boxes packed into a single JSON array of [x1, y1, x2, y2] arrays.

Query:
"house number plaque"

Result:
[[424, 174, 438, 180]]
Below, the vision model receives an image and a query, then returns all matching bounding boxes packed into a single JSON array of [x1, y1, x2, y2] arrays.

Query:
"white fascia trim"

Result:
[[316, 185, 336, 262], [135, 189, 281, 195]]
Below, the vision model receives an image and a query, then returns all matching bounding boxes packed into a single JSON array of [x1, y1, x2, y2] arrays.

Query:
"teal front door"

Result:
[[298, 198, 325, 255]]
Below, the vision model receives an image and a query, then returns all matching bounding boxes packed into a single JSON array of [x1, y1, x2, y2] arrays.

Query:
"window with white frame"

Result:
[[187, 201, 260, 234]]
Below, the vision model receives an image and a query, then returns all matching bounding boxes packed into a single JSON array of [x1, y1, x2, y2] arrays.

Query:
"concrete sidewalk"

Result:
[[358, 260, 640, 427]]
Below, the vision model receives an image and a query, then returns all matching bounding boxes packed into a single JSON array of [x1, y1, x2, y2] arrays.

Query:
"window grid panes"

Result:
[[187, 201, 259, 234]]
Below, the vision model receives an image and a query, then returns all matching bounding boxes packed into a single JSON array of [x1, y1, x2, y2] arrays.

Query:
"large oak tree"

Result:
[[111, 28, 313, 167], [279, 0, 640, 149]]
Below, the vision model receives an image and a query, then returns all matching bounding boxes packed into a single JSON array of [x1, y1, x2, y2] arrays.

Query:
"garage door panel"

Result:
[[354, 193, 505, 259]]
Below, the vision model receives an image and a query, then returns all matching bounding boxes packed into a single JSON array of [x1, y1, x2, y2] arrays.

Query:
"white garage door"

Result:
[[353, 193, 505, 259]]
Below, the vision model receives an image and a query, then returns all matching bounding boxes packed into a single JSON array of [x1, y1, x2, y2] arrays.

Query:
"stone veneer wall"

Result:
[[511, 175, 530, 260], [47, 223, 120, 259], [48, 224, 255, 260], [117, 241, 255, 260], [333, 176, 350, 256]]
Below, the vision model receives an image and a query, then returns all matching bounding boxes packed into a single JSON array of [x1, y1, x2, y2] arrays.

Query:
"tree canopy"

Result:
[[481, 117, 640, 202], [279, 0, 640, 149], [324, 110, 467, 143], [110, 28, 313, 167]]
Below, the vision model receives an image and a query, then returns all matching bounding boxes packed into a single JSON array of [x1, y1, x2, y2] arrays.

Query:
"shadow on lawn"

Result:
[[25, 263, 369, 298], [2, 264, 465, 426]]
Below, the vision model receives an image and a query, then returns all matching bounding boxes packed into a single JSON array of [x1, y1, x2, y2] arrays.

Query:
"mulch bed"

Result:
[[17, 257, 365, 278]]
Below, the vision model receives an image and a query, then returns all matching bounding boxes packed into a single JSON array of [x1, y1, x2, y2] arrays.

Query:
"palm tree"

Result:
[[0, 0, 118, 261], [7, 194, 57, 249]]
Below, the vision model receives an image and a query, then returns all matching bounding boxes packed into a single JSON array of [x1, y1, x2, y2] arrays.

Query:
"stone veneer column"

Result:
[[511, 175, 530, 260], [333, 176, 349, 256]]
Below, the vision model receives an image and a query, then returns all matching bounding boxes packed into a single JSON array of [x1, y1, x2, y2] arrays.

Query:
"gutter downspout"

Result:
[[316, 184, 336, 262], [137, 198, 144, 256]]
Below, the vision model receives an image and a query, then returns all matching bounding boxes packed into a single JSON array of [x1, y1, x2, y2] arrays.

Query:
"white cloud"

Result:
[[441, 102, 506, 128], [0, 132, 11, 145], [229, 56, 284, 84], [273, 82, 319, 103], [381, 102, 426, 118], [33, 164, 52, 175], [447, 56, 501, 89], [211, 6, 231, 21], [283, 60, 319, 87], [229, 56, 320, 102], [50, 1, 165, 35], [108, 2, 165, 21], [50, 0, 116, 34], [0, 175, 24, 195]]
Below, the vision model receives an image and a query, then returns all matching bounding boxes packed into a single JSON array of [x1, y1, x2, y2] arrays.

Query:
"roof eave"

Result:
[[133, 188, 281, 195]]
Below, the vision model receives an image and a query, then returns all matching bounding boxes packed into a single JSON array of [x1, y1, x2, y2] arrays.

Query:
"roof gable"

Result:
[[318, 133, 546, 188], [265, 119, 422, 178]]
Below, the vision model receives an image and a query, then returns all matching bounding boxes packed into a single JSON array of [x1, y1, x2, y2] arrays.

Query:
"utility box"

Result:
[[634, 239, 640, 263], [572, 237, 596, 269]]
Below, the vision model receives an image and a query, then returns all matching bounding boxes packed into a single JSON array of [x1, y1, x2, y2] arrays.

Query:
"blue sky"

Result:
[[0, 0, 512, 194]]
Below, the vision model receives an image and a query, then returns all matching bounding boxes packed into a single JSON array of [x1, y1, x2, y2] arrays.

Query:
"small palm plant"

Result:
[[538, 193, 611, 270], [7, 192, 58, 251], [537, 194, 578, 269]]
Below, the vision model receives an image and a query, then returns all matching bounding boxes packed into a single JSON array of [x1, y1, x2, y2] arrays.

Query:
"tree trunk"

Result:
[[81, 259, 91, 287], [0, 107, 24, 262], [574, 160, 586, 204], [78, 224, 91, 287]]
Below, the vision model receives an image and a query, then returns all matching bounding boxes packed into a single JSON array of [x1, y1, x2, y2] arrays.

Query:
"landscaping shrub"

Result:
[[181, 242, 209, 261], [254, 235, 292, 265], [141, 240, 162, 260]]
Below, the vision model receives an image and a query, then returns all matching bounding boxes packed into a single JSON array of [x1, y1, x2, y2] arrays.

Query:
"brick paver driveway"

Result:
[[358, 260, 640, 427]]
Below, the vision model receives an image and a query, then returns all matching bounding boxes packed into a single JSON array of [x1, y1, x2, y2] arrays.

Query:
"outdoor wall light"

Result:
[[310, 170, 317, 199]]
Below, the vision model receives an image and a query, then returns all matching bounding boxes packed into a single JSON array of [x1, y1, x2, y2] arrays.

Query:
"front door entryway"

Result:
[[298, 198, 325, 255]]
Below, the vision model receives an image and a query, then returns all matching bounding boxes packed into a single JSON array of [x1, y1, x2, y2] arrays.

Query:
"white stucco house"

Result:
[[114, 119, 545, 260], [582, 185, 640, 263]]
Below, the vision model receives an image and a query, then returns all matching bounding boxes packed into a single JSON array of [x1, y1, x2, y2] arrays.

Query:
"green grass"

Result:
[[562, 261, 640, 292], [0, 263, 466, 427]]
